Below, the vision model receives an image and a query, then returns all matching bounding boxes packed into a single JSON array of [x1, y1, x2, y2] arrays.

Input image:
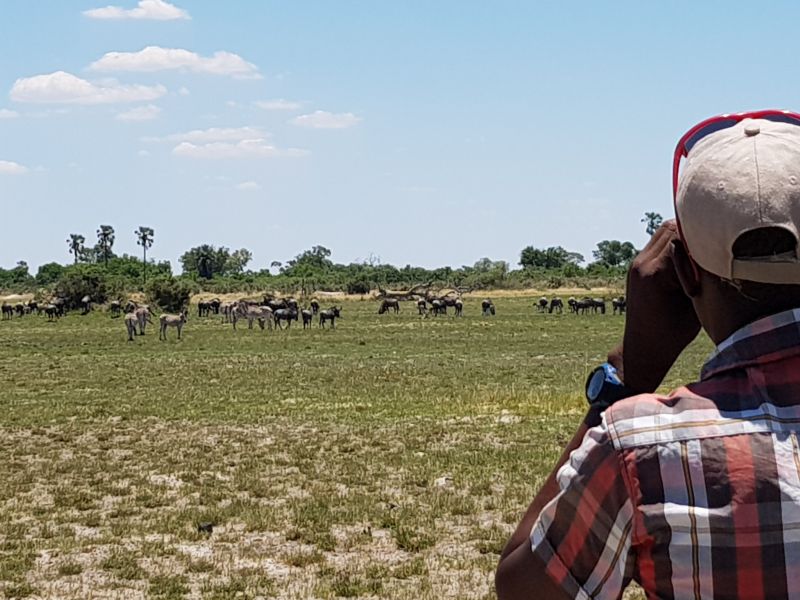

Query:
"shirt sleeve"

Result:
[[530, 418, 635, 600]]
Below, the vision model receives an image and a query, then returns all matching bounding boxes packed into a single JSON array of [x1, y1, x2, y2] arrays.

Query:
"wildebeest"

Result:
[[159, 311, 187, 340], [274, 308, 298, 329], [27, 300, 39, 315], [44, 304, 59, 321], [378, 298, 400, 314], [417, 299, 427, 315], [199, 298, 221, 317], [124, 312, 138, 341], [53, 297, 67, 317], [301, 309, 314, 329], [430, 299, 446, 316], [548, 298, 564, 314], [109, 300, 122, 317], [481, 299, 495, 316], [81, 295, 92, 315], [537, 297, 548, 312], [124, 300, 138, 314], [134, 306, 153, 335], [454, 299, 463, 317], [319, 307, 341, 328], [612, 296, 626, 315], [1, 303, 13, 319], [589, 298, 606, 314], [310, 299, 320, 315], [14, 303, 25, 316], [286, 298, 299, 312], [265, 298, 288, 312]]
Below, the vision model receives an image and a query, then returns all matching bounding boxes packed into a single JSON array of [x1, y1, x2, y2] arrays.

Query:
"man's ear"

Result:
[[672, 239, 701, 297]]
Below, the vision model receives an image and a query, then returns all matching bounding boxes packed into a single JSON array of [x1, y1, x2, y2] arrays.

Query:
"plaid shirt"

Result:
[[531, 308, 800, 599]]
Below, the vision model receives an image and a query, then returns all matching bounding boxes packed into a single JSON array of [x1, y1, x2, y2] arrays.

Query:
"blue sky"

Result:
[[2, 1, 799, 272]]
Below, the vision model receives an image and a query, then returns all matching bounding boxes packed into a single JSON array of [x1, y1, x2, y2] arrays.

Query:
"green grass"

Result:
[[0, 295, 712, 599]]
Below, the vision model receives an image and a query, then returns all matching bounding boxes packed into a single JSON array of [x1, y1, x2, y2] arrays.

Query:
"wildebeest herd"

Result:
[[1, 292, 625, 341]]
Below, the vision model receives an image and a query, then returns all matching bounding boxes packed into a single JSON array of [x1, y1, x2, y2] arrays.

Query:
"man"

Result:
[[496, 111, 800, 599]]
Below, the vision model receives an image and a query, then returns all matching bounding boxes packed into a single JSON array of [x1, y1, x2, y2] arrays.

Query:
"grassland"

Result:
[[0, 295, 713, 599]]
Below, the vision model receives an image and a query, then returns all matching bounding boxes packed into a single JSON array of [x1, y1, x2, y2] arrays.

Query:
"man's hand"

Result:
[[608, 220, 700, 393]]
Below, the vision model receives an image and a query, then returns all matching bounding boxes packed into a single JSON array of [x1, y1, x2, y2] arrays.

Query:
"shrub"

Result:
[[55, 265, 111, 308], [146, 277, 197, 312], [346, 279, 371, 295]]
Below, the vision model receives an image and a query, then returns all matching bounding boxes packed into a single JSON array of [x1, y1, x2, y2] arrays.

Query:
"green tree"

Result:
[[642, 212, 664, 236], [96, 225, 115, 267], [67, 233, 85, 265], [282, 246, 333, 277], [226, 248, 253, 274], [35, 262, 66, 286], [135, 226, 155, 286], [180, 245, 232, 279], [519, 245, 584, 269], [592, 240, 637, 267]]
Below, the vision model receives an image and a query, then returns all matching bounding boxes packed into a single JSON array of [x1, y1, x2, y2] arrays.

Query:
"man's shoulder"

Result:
[[602, 384, 723, 450]]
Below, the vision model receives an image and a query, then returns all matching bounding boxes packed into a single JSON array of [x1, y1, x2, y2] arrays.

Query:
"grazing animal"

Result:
[[159, 312, 187, 340], [537, 297, 548, 312], [14, 303, 25, 316], [81, 295, 92, 315], [589, 298, 607, 314], [310, 299, 320, 315], [197, 300, 210, 317], [1, 303, 13, 319], [286, 298, 299, 312], [301, 309, 314, 329], [220, 302, 235, 323], [481, 299, 495, 316], [134, 306, 153, 335], [265, 298, 288, 312], [417, 299, 427, 315], [124, 300, 138, 314], [27, 301, 39, 315], [378, 298, 400, 314], [233, 303, 273, 330], [208, 298, 221, 314], [612, 296, 626, 315], [53, 297, 67, 317], [44, 304, 59, 321], [454, 299, 464, 317], [319, 307, 341, 329], [430, 299, 446, 316], [548, 298, 564, 314], [124, 312, 138, 341], [273, 308, 298, 329], [109, 300, 121, 317]]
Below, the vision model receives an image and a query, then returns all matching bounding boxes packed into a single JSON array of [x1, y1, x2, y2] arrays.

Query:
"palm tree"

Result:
[[96, 225, 115, 267], [135, 226, 155, 286], [67, 233, 85, 265]]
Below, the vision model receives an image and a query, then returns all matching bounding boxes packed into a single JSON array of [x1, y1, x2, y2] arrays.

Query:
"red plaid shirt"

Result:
[[531, 308, 800, 599]]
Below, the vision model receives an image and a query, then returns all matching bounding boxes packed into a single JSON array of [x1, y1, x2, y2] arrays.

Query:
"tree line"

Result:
[[0, 213, 662, 299]]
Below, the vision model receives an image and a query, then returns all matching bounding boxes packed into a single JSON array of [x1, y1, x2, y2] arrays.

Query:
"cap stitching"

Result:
[[753, 136, 763, 222]]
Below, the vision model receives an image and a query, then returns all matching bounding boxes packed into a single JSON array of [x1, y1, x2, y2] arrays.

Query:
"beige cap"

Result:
[[676, 118, 800, 283]]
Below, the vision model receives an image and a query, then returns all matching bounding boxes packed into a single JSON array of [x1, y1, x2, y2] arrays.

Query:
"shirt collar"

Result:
[[701, 307, 800, 380]]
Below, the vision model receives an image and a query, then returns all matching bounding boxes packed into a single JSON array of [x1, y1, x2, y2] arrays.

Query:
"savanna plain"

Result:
[[0, 294, 713, 599]]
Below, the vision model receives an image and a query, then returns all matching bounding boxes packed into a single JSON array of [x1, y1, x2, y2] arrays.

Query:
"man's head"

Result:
[[673, 116, 800, 342]]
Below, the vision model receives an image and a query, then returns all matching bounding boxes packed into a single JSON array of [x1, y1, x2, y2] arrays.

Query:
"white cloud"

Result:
[[147, 126, 268, 144], [10, 71, 166, 104], [83, 0, 189, 20], [138, 150, 150, 157], [177, 86, 190, 96], [89, 46, 260, 79], [0, 108, 19, 119], [255, 99, 302, 111], [291, 110, 361, 129], [0, 160, 28, 175], [116, 104, 161, 121], [236, 181, 261, 191], [173, 139, 308, 160]]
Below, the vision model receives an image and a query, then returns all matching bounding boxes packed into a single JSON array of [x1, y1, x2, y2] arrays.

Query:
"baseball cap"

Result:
[[676, 118, 800, 284]]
